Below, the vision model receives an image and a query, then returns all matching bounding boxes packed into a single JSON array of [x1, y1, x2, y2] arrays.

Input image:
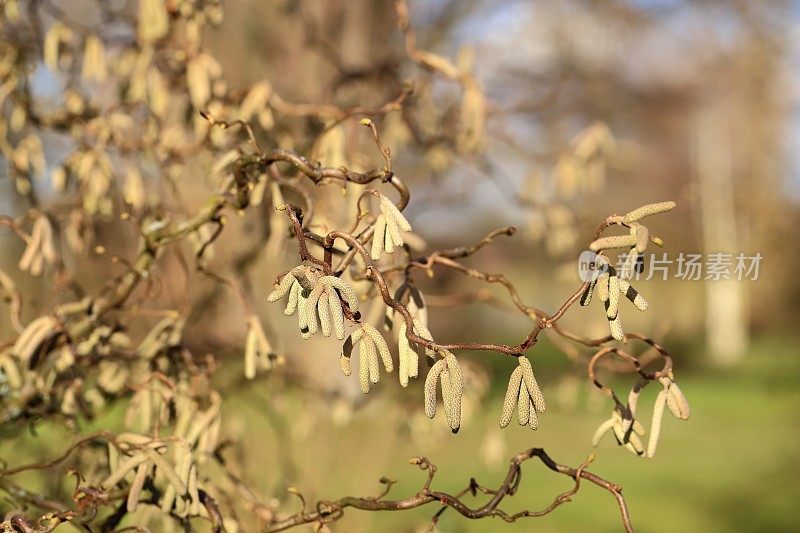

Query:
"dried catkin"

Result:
[[500, 366, 523, 428], [622, 201, 676, 223], [589, 234, 638, 252], [371, 214, 387, 260], [647, 390, 667, 458], [424, 359, 445, 419]]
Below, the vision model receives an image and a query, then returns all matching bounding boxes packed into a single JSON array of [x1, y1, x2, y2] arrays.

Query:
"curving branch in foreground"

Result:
[[265, 447, 633, 532]]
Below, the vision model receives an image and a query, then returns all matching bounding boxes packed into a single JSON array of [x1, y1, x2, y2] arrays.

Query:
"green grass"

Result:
[[229, 335, 800, 532]]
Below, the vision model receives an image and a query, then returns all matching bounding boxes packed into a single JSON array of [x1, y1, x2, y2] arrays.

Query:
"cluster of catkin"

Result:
[[592, 375, 690, 458], [583, 201, 675, 340], [370, 193, 413, 261], [18, 214, 57, 276], [424, 349, 464, 433], [267, 265, 359, 341], [111, 389, 220, 514], [340, 323, 393, 394], [499, 356, 547, 430]]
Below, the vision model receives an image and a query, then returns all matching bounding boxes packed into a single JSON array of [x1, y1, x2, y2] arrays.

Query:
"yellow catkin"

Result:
[[358, 342, 370, 394], [126, 462, 149, 512], [607, 275, 620, 319], [102, 452, 149, 489], [328, 290, 346, 340], [592, 417, 615, 447], [412, 319, 436, 358], [380, 195, 412, 232], [518, 357, 546, 413], [443, 351, 462, 431], [317, 293, 332, 337], [440, 371, 458, 430], [622, 201, 676, 223], [627, 432, 644, 455], [383, 208, 405, 247], [297, 293, 313, 339], [398, 322, 411, 387], [424, 359, 445, 419], [383, 223, 394, 253], [597, 272, 610, 302], [13, 316, 57, 364], [618, 279, 648, 311], [633, 224, 650, 253], [528, 403, 540, 430], [647, 390, 667, 458], [363, 323, 393, 372], [145, 448, 188, 496], [362, 336, 379, 384], [517, 380, 530, 426], [0, 354, 21, 389], [267, 273, 294, 302], [589, 234, 638, 252], [371, 214, 387, 260], [608, 315, 624, 341], [324, 276, 359, 312], [664, 381, 690, 420], [340, 354, 352, 376], [500, 366, 523, 428], [244, 326, 257, 380], [284, 281, 301, 315]]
